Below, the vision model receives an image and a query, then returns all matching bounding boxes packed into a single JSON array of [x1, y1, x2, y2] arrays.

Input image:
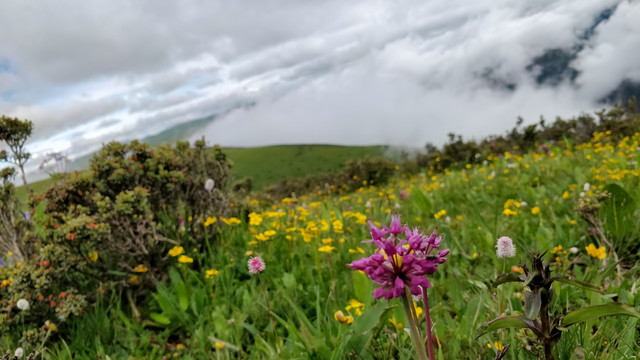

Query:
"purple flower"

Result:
[[349, 216, 449, 300], [248, 257, 266, 274], [0, 258, 4, 267], [385, 214, 404, 235]]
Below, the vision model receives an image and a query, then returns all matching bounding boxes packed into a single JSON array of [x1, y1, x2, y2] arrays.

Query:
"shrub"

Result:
[[264, 157, 396, 200], [0, 139, 232, 347]]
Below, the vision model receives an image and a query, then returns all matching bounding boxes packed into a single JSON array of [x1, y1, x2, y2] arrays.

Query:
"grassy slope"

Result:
[[225, 145, 388, 190], [15, 145, 390, 201]]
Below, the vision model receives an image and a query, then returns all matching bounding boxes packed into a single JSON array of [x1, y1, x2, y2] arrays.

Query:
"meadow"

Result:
[[1, 124, 640, 359]]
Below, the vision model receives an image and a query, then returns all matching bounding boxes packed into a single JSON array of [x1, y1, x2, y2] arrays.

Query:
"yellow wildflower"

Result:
[[413, 303, 423, 318], [168, 246, 184, 257], [348, 247, 365, 254], [562, 191, 569, 199], [178, 255, 194, 263], [585, 244, 606, 259], [321, 238, 334, 245], [389, 317, 403, 329], [434, 209, 447, 219], [205, 269, 220, 279], [222, 217, 241, 225], [334, 310, 354, 324], [488, 341, 504, 351], [88, 251, 99, 262], [215, 342, 225, 350], [502, 208, 517, 216], [204, 217, 217, 227], [318, 245, 336, 253], [531, 206, 540, 215], [551, 245, 563, 254], [133, 264, 148, 273], [129, 276, 140, 285], [255, 233, 268, 242], [345, 299, 365, 316], [248, 212, 262, 226]]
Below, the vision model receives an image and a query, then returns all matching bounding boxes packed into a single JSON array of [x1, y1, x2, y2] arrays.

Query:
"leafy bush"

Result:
[[0, 139, 232, 347], [265, 157, 396, 199]]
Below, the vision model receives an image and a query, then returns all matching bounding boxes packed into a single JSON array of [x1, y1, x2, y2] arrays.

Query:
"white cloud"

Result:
[[0, 0, 636, 182]]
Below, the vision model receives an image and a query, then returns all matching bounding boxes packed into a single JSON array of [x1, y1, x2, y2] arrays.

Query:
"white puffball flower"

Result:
[[584, 183, 590, 192], [16, 299, 29, 311], [569, 247, 579, 254], [14, 348, 24, 358], [496, 236, 516, 258], [520, 201, 528, 207], [204, 178, 215, 192]]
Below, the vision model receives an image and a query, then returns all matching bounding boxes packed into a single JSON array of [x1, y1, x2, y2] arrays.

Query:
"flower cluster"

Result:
[[585, 243, 606, 259], [349, 215, 449, 300], [496, 236, 516, 258]]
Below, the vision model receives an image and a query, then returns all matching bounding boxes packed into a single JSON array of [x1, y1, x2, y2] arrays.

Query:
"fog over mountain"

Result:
[[1, 0, 639, 179]]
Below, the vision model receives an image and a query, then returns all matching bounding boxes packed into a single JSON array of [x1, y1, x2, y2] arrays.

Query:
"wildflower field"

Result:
[[1, 114, 640, 359]]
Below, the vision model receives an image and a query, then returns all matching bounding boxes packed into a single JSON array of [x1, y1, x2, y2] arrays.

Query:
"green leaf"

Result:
[[282, 272, 297, 289], [476, 316, 541, 339], [353, 271, 372, 307], [410, 187, 432, 213], [602, 184, 635, 238], [524, 289, 542, 319], [562, 303, 640, 327], [467, 279, 488, 291], [169, 268, 189, 311], [493, 274, 524, 287], [150, 312, 171, 325], [551, 275, 603, 293], [341, 301, 393, 359]]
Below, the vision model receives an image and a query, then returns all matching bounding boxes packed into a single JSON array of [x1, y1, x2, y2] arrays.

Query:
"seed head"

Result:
[[496, 236, 516, 258]]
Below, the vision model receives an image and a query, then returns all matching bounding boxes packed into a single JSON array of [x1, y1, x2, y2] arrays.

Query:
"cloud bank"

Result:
[[0, 0, 638, 178]]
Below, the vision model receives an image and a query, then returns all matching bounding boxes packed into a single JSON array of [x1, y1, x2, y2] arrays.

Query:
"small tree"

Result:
[[0, 149, 26, 262], [0, 115, 34, 193]]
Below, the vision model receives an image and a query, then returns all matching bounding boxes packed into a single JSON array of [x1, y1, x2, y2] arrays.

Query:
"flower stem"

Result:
[[500, 259, 505, 315], [258, 274, 279, 347], [401, 291, 429, 360], [421, 287, 435, 360]]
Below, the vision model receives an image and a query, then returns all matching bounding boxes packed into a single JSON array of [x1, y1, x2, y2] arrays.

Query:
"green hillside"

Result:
[[225, 145, 389, 190], [15, 144, 392, 201]]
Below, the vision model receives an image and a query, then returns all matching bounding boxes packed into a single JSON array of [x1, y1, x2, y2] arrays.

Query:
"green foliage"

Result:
[[0, 138, 233, 349], [478, 252, 640, 359], [0, 115, 34, 191], [265, 156, 396, 199]]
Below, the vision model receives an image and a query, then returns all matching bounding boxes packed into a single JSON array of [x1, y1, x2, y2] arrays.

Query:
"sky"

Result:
[[1, 0, 639, 179]]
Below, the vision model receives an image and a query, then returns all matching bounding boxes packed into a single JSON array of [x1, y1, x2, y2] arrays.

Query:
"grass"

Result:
[[14, 177, 57, 203], [5, 133, 640, 359]]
